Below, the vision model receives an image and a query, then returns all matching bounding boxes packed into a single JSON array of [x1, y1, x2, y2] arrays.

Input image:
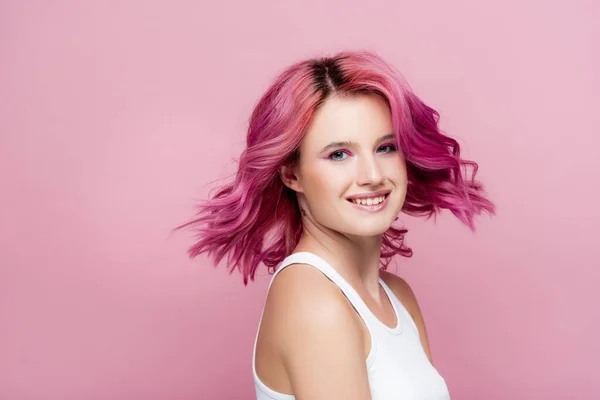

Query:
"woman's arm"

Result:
[[269, 264, 372, 400]]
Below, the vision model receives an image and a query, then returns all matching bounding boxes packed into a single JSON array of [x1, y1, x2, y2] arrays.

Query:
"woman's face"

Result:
[[287, 93, 408, 237]]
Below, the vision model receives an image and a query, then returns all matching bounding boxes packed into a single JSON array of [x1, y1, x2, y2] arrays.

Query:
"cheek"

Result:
[[305, 167, 348, 201], [383, 157, 408, 182]]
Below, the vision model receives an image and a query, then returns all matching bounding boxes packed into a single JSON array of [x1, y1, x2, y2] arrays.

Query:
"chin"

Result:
[[342, 220, 394, 238]]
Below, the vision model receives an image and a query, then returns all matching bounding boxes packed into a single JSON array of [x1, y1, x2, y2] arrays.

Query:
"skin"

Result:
[[254, 93, 434, 400]]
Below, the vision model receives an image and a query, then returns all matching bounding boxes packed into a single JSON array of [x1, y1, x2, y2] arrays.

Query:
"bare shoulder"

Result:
[[260, 263, 372, 399], [379, 270, 418, 309], [263, 263, 360, 344], [380, 270, 435, 364]]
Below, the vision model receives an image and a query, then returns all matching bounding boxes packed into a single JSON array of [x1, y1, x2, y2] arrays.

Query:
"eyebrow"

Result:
[[319, 133, 396, 153]]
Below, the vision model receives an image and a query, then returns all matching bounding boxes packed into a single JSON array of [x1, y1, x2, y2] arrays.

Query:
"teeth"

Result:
[[352, 195, 386, 205]]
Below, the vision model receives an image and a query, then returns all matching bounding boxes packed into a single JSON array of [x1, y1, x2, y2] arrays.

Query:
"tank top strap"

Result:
[[271, 252, 375, 325]]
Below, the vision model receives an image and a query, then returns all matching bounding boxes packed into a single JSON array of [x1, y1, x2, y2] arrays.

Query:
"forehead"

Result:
[[302, 94, 393, 152]]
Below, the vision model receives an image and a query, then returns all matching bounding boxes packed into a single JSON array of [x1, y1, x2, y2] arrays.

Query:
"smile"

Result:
[[349, 195, 387, 205], [345, 191, 391, 213]]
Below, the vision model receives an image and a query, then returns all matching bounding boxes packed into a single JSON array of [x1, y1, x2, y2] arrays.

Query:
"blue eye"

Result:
[[328, 150, 350, 161], [378, 144, 397, 153]]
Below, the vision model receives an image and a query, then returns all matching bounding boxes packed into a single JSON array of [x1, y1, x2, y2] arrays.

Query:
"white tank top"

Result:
[[252, 252, 452, 400]]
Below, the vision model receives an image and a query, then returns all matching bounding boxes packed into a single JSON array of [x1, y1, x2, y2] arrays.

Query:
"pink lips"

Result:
[[347, 192, 391, 213], [346, 189, 391, 201]]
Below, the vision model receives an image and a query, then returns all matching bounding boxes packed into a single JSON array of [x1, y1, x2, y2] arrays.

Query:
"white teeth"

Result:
[[352, 195, 386, 205]]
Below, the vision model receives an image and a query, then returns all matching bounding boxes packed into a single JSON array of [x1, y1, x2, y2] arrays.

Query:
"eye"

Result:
[[328, 150, 350, 161], [377, 143, 397, 153]]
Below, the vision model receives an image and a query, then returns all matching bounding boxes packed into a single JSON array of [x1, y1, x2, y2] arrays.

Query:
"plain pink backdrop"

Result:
[[1, 1, 598, 399]]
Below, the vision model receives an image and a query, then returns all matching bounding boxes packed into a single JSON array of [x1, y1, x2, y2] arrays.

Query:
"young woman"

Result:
[[177, 50, 495, 399]]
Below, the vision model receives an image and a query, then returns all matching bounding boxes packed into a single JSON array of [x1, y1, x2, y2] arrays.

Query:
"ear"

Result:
[[279, 164, 303, 193]]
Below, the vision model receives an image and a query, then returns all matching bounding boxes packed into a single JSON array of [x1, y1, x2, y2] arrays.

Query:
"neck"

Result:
[[293, 219, 384, 295]]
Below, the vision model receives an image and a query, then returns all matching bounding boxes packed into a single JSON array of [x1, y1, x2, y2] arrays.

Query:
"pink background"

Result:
[[1, 1, 599, 399]]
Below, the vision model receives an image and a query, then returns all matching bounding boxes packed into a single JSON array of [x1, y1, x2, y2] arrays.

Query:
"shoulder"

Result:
[[264, 263, 364, 348], [260, 263, 372, 398], [380, 270, 435, 364], [379, 270, 419, 309]]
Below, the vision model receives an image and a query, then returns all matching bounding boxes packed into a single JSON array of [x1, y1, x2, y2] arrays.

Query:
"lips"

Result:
[[345, 189, 391, 203], [347, 190, 391, 212]]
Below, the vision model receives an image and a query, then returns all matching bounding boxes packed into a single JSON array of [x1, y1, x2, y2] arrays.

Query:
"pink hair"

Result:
[[174, 50, 495, 285]]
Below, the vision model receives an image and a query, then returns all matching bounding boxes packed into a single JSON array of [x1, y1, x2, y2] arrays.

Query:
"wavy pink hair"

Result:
[[175, 50, 495, 285]]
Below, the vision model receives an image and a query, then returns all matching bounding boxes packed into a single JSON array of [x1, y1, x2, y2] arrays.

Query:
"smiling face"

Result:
[[282, 93, 408, 237]]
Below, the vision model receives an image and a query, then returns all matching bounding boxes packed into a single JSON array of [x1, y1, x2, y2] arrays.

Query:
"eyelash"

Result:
[[327, 143, 397, 161]]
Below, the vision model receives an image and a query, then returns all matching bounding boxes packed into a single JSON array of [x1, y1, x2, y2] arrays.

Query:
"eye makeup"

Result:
[[325, 143, 397, 162]]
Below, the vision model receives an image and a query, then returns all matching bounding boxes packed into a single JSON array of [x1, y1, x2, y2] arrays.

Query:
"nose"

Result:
[[355, 153, 384, 186]]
